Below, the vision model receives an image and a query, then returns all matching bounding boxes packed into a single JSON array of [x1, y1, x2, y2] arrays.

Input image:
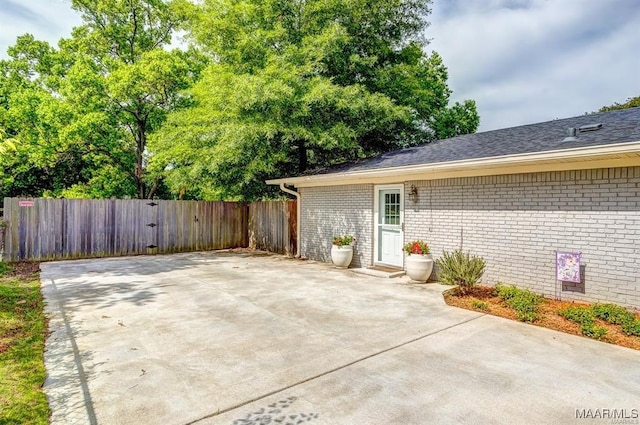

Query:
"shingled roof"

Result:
[[313, 107, 640, 175], [267, 107, 640, 187]]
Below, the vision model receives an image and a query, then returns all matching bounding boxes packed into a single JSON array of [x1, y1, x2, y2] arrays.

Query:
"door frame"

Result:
[[373, 183, 405, 268]]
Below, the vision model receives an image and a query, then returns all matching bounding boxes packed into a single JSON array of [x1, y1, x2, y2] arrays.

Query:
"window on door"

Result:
[[382, 192, 400, 225]]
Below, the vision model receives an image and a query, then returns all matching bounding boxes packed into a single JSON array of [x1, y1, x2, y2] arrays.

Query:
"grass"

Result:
[[0, 261, 49, 424]]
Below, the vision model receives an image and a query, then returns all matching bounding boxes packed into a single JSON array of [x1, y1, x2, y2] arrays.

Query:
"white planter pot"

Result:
[[331, 245, 354, 268], [405, 254, 434, 282]]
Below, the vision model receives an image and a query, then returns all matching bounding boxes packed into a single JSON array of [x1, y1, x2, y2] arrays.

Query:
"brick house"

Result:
[[267, 107, 640, 309]]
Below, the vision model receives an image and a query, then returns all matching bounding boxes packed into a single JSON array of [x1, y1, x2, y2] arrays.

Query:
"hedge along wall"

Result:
[[404, 167, 640, 309]]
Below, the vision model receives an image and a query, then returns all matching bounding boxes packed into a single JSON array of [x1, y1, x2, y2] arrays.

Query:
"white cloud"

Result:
[[0, 0, 81, 58], [1, 0, 638, 133], [428, 0, 640, 130]]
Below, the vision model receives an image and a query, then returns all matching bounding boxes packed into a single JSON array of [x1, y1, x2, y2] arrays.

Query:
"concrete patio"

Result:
[[40, 251, 640, 425]]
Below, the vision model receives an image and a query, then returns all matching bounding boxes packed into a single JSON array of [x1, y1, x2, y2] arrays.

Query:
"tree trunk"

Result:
[[135, 117, 147, 199], [296, 139, 307, 173]]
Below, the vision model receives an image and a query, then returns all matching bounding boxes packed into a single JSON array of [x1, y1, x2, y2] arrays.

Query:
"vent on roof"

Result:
[[579, 123, 603, 132], [563, 127, 579, 142]]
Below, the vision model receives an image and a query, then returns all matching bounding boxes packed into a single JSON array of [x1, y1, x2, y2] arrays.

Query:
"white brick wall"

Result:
[[299, 167, 640, 309], [405, 167, 640, 309], [299, 184, 373, 267]]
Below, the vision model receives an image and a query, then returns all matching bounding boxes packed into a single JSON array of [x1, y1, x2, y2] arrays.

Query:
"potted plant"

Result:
[[331, 235, 355, 268], [403, 240, 433, 282]]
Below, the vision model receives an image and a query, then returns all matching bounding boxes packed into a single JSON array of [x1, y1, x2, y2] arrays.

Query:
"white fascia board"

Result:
[[265, 141, 640, 187]]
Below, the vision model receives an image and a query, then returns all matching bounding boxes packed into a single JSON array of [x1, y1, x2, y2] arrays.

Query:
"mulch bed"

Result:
[[443, 285, 640, 351]]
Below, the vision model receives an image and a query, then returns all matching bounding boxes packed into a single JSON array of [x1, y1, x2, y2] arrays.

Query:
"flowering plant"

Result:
[[403, 240, 430, 255], [332, 235, 355, 247]]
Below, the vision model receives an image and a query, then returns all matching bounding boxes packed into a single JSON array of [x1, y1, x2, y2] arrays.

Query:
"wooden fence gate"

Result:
[[2, 198, 295, 262]]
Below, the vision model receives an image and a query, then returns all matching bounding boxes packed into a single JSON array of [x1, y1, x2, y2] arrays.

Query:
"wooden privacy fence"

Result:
[[2, 198, 296, 262], [248, 200, 297, 256]]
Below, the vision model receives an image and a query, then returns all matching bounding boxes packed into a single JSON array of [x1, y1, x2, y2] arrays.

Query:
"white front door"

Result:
[[375, 185, 404, 267]]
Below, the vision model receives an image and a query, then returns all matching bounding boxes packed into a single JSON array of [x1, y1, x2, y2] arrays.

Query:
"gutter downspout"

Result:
[[279, 183, 301, 258]]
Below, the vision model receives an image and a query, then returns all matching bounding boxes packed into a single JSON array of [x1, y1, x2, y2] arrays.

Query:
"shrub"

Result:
[[592, 303, 635, 325], [580, 323, 608, 340], [435, 250, 485, 293], [471, 299, 488, 311], [559, 305, 595, 325], [493, 283, 519, 301], [495, 284, 543, 322], [559, 305, 609, 340], [621, 319, 640, 337]]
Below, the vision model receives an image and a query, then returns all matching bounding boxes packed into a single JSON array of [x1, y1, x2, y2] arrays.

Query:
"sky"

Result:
[[0, 0, 639, 131]]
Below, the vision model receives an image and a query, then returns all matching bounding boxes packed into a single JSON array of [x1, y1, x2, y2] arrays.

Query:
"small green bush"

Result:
[[621, 319, 640, 337], [560, 305, 610, 340], [493, 283, 519, 301], [435, 250, 486, 293], [560, 303, 640, 340], [495, 284, 543, 322], [580, 323, 608, 340], [471, 299, 488, 311], [592, 303, 635, 325], [559, 305, 596, 325]]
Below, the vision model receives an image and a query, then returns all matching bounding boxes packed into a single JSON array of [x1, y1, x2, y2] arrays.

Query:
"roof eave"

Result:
[[266, 141, 640, 188]]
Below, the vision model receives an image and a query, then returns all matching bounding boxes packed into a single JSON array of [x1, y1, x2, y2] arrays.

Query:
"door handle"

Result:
[[401, 222, 405, 231]]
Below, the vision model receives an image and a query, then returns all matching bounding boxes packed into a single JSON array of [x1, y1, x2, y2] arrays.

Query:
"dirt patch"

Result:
[[444, 286, 640, 351], [5, 261, 40, 277]]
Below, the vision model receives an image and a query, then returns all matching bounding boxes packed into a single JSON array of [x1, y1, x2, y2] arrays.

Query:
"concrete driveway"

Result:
[[41, 251, 640, 425]]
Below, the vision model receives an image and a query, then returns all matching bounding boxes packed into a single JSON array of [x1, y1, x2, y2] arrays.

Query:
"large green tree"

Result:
[[151, 0, 479, 200], [0, 35, 90, 198], [0, 0, 203, 199]]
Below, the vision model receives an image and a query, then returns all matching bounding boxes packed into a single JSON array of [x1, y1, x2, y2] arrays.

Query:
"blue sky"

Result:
[[1, 0, 639, 131]]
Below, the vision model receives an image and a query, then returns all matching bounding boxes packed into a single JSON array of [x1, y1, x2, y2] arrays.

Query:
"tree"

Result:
[[58, 0, 204, 199], [152, 0, 479, 200], [0, 1, 204, 199], [599, 96, 640, 112], [0, 35, 91, 198]]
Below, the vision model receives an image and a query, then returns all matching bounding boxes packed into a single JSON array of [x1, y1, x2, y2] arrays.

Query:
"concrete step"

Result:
[[350, 266, 406, 279]]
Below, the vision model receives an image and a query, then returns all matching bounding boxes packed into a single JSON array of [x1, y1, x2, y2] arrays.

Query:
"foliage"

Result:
[[621, 319, 640, 337], [591, 303, 640, 337], [559, 305, 608, 340], [599, 96, 640, 112], [152, 0, 479, 200], [0, 262, 10, 276], [560, 303, 640, 338], [0, 266, 49, 424], [2, 0, 479, 201], [402, 240, 430, 255], [0, 1, 204, 199], [495, 284, 543, 322], [332, 235, 355, 247], [558, 305, 594, 324], [592, 303, 635, 325], [580, 323, 608, 340], [471, 299, 488, 311], [435, 250, 485, 293]]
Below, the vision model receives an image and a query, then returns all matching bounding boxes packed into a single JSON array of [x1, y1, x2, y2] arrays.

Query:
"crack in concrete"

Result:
[[183, 313, 486, 425]]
